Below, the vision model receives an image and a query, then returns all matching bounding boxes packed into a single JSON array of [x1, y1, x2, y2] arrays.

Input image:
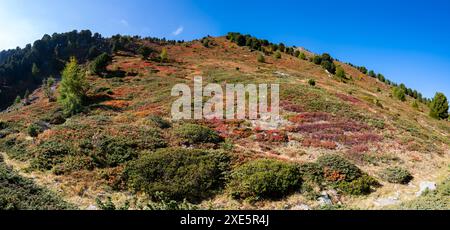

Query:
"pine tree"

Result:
[[160, 48, 168, 63], [90, 53, 111, 75], [335, 66, 346, 79], [23, 89, 30, 105], [58, 57, 88, 115], [274, 51, 281, 59], [412, 100, 419, 110], [138, 46, 153, 60], [393, 87, 406, 101], [43, 76, 56, 102], [299, 52, 306, 60], [257, 53, 265, 63], [429, 92, 449, 120], [14, 95, 21, 105], [32, 63, 40, 76]]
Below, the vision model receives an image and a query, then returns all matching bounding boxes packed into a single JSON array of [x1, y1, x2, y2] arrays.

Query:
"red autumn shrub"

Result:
[[336, 93, 361, 104], [289, 112, 332, 124], [280, 101, 304, 113], [256, 130, 288, 143]]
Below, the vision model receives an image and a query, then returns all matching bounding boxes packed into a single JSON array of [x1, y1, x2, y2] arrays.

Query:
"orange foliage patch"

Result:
[[102, 100, 129, 109]]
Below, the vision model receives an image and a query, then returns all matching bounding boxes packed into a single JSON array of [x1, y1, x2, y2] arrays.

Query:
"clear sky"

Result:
[[1, 0, 449, 98]]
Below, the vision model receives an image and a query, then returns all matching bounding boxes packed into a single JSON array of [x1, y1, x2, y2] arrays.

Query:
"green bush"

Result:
[[0, 121, 9, 130], [90, 52, 111, 75], [52, 155, 95, 175], [321, 60, 336, 74], [381, 167, 413, 184], [308, 79, 316, 86], [317, 154, 362, 182], [95, 196, 130, 210], [0, 138, 30, 161], [89, 129, 166, 167], [125, 148, 230, 202], [257, 53, 265, 63], [335, 66, 346, 79], [299, 52, 306, 60], [315, 155, 379, 195], [393, 87, 406, 101], [0, 162, 74, 210], [138, 46, 153, 60], [298, 162, 324, 184], [27, 123, 45, 137], [43, 111, 66, 125], [176, 124, 222, 145], [412, 100, 419, 110], [274, 51, 281, 59], [93, 136, 139, 167], [228, 159, 302, 201], [146, 191, 197, 210], [148, 115, 171, 129], [0, 121, 16, 139], [312, 55, 322, 65], [336, 175, 378, 195], [30, 141, 72, 171]]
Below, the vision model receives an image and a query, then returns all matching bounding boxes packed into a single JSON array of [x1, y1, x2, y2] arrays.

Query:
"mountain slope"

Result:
[[0, 33, 449, 210]]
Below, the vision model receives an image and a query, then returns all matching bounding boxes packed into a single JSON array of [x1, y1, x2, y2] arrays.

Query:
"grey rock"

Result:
[[374, 192, 400, 207], [416, 181, 436, 196], [318, 191, 333, 206], [291, 204, 311, 210], [86, 204, 98, 210]]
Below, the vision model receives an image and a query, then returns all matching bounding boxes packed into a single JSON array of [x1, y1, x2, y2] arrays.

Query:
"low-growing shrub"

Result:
[[43, 111, 66, 125], [146, 191, 198, 210], [27, 123, 45, 137], [317, 154, 362, 182], [95, 196, 130, 210], [308, 79, 316, 86], [393, 87, 406, 101], [381, 167, 413, 184], [125, 148, 230, 203], [176, 124, 223, 145], [274, 51, 281, 59], [30, 141, 72, 171], [0, 137, 31, 161], [0, 121, 9, 130], [228, 159, 302, 201], [90, 53, 112, 75], [93, 136, 139, 167], [257, 53, 265, 63], [148, 115, 171, 129], [336, 174, 379, 195], [53, 155, 95, 175], [298, 162, 324, 184], [0, 162, 74, 210]]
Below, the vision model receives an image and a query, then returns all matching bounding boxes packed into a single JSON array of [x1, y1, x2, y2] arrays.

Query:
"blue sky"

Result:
[[1, 0, 449, 98]]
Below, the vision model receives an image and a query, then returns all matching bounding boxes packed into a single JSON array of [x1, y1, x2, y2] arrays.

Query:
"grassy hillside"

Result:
[[0, 33, 448, 210]]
